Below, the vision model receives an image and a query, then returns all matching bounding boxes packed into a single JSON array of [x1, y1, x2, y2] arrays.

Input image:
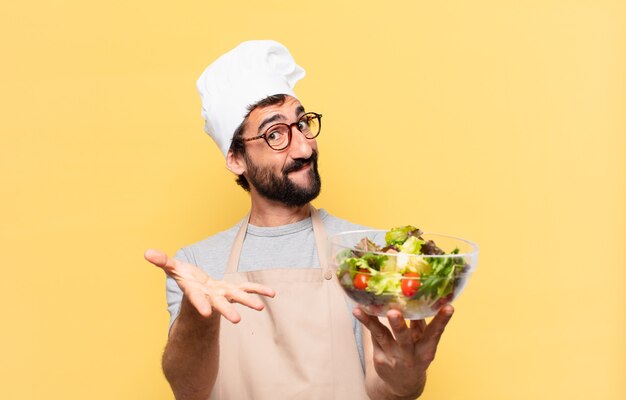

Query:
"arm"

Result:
[[162, 297, 220, 400], [145, 249, 275, 400], [356, 306, 454, 400]]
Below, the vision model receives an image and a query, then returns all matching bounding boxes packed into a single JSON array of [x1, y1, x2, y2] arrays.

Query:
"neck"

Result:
[[248, 192, 311, 227]]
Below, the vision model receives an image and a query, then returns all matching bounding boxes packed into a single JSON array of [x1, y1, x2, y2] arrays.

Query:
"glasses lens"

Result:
[[265, 125, 290, 150], [298, 114, 320, 139]]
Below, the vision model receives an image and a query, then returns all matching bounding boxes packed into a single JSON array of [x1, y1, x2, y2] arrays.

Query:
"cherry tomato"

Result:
[[353, 269, 370, 290], [401, 272, 421, 297]]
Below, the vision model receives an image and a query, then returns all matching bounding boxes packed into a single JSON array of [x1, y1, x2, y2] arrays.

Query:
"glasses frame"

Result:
[[240, 112, 323, 151]]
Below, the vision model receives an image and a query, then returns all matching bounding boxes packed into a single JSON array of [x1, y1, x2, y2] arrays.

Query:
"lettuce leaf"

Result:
[[385, 225, 420, 246], [367, 270, 402, 295], [400, 236, 424, 254], [415, 248, 465, 299]]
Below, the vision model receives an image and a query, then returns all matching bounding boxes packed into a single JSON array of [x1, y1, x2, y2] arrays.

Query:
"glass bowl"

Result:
[[328, 230, 478, 320]]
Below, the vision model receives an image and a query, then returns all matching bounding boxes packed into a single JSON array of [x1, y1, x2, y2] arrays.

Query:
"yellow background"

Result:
[[1, 0, 624, 399]]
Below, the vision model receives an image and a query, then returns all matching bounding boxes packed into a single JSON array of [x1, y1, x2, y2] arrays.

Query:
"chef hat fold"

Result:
[[196, 40, 306, 157]]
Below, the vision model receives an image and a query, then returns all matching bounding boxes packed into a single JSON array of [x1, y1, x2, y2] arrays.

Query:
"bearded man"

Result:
[[145, 40, 453, 400]]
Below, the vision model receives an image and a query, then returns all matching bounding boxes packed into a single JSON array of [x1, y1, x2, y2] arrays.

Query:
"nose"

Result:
[[288, 125, 315, 159]]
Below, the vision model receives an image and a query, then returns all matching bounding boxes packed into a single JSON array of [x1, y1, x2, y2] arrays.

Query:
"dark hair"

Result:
[[229, 94, 288, 191]]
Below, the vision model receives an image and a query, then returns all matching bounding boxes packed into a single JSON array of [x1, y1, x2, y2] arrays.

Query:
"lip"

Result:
[[287, 162, 312, 174]]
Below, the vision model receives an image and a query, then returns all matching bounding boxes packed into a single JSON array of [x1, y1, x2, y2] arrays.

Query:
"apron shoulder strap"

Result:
[[226, 213, 250, 273], [310, 205, 329, 271]]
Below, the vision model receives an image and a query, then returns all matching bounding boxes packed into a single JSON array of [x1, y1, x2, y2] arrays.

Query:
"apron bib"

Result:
[[211, 206, 367, 399]]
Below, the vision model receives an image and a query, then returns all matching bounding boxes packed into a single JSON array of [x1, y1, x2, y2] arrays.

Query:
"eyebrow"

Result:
[[257, 114, 285, 134], [257, 105, 307, 133]]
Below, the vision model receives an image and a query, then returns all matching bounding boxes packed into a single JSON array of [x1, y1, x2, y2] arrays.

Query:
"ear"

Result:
[[226, 149, 246, 175]]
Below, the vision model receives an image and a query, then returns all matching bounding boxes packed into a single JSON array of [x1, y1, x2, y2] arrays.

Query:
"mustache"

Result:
[[283, 151, 318, 175]]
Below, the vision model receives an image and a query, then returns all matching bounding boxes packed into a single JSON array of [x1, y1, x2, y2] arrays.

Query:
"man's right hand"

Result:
[[144, 249, 276, 324]]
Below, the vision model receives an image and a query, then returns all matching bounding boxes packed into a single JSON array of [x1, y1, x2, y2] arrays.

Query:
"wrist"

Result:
[[379, 372, 427, 400], [178, 295, 221, 331]]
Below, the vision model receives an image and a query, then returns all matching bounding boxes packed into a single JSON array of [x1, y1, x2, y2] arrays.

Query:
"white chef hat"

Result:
[[196, 40, 306, 157]]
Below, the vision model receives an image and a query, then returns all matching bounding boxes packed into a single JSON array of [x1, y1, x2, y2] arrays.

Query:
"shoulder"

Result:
[[174, 221, 241, 273], [318, 208, 372, 236], [188, 223, 240, 252]]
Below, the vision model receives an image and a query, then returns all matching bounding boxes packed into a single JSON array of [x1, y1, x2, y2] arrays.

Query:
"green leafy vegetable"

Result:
[[338, 252, 388, 279], [384, 225, 419, 246], [367, 270, 402, 295], [415, 248, 464, 299], [399, 236, 424, 254]]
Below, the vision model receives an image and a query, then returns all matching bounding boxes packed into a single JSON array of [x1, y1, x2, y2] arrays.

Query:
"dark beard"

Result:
[[244, 150, 321, 207]]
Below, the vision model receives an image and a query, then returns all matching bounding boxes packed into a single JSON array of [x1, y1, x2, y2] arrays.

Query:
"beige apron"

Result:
[[211, 206, 368, 400]]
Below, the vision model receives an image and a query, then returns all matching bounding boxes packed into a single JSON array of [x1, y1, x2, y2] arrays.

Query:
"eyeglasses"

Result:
[[241, 112, 322, 151]]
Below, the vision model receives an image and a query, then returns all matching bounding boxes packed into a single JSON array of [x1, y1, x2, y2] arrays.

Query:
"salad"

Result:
[[335, 226, 471, 317]]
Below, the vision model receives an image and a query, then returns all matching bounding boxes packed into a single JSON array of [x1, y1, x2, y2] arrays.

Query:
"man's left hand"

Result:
[[354, 305, 454, 399]]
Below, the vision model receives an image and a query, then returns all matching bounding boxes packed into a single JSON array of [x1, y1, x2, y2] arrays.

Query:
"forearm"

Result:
[[163, 296, 220, 400], [365, 371, 426, 400]]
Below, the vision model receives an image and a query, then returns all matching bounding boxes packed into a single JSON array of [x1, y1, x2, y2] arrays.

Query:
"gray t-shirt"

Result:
[[168, 208, 369, 368]]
